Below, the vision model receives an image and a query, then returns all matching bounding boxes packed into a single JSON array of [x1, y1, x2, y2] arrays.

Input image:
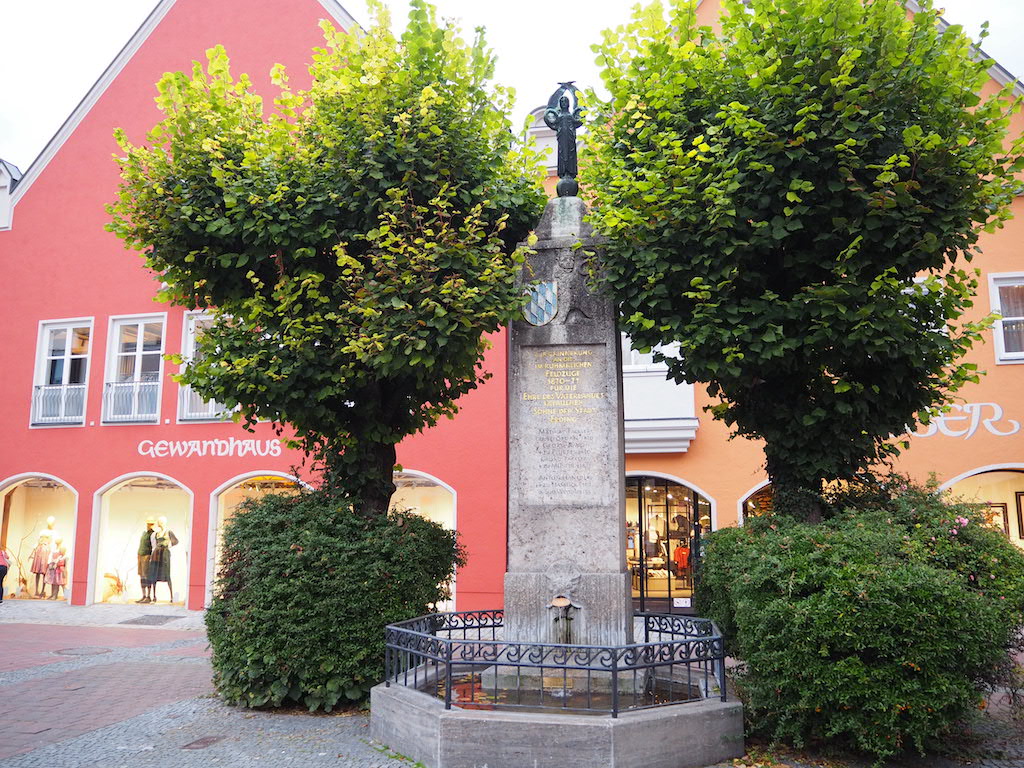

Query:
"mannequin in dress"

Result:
[[149, 516, 178, 603], [29, 517, 58, 597], [45, 537, 68, 600]]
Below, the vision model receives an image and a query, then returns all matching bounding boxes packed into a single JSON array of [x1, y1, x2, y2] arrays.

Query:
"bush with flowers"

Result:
[[696, 475, 1024, 761]]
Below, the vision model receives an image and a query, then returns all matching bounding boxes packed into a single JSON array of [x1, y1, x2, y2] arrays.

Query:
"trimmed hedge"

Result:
[[696, 478, 1024, 760], [205, 489, 463, 711]]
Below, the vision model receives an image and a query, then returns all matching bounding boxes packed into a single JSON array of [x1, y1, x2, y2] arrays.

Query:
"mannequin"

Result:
[[136, 518, 155, 604], [29, 518, 57, 597], [45, 537, 68, 600], [148, 516, 179, 603]]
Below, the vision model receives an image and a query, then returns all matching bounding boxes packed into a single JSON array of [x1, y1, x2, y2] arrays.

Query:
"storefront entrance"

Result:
[[947, 469, 1024, 548], [626, 475, 711, 613], [94, 475, 191, 605], [0, 475, 77, 601]]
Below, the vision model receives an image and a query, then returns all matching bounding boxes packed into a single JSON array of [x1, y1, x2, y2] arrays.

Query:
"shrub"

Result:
[[696, 477, 1024, 761], [205, 489, 464, 711]]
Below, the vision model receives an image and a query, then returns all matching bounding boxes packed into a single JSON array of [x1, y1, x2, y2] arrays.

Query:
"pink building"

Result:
[[2, 0, 1022, 614]]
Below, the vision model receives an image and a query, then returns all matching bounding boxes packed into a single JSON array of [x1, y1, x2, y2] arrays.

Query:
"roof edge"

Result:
[[10, 0, 363, 210], [10, 0, 178, 207], [903, 0, 1023, 96]]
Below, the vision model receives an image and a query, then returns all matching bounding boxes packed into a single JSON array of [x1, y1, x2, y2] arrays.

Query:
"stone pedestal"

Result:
[[505, 195, 631, 647]]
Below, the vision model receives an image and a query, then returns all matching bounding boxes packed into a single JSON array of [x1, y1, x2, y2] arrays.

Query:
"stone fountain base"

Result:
[[371, 683, 743, 768]]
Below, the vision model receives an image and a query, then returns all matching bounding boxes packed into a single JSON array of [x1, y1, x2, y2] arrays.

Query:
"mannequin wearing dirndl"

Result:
[[30, 531, 53, 598], [148, 516, 178, 603], [45, 539, 68, 600]]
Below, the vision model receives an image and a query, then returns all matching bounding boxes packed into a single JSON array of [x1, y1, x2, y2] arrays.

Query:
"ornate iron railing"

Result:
[[384, 610, 726, 717]]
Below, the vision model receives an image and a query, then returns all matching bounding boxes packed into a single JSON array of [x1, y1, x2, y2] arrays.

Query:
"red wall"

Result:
[[0, 0, 508, 610]]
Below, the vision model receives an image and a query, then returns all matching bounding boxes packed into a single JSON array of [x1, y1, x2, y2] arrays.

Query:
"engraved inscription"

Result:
[[519, 345, 613, 506]]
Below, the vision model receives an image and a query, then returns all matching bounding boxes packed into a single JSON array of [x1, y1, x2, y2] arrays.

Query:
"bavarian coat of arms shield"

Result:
[[523, 281, 558, 326]]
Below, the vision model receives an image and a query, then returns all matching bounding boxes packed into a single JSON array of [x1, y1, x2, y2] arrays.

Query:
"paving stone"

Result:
[[3, 602, 1022, 768]]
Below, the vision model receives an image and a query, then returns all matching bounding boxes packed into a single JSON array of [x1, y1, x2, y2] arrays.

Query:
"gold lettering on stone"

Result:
[[519, 345, 613, 506]]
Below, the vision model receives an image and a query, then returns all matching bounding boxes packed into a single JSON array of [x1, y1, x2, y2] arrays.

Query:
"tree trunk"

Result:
[[323, 440, 397, 518], [766, 456, 824, 524]]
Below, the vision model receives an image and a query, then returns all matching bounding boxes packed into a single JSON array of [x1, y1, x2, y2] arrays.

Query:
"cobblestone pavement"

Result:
[[2, 601, 1022, 767], [0, 602, 407, 768]]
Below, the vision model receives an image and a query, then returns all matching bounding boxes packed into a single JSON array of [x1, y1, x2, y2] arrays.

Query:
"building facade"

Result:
[[1, 0, 1022, 613]]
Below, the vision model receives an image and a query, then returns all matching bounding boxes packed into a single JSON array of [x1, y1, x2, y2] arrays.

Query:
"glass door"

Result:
[[626, 476, 711, 613]]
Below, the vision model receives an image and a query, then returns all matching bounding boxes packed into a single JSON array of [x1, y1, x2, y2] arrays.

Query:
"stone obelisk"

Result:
[[504, 83, 631, 647]]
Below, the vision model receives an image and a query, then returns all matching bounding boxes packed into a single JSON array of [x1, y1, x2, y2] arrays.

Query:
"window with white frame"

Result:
[[179, 313, 233, 421], [32, 321, 92, 425], [990, 273, 1024, 364], [103, 316, 165, 423], [620, 333, 681, 370]]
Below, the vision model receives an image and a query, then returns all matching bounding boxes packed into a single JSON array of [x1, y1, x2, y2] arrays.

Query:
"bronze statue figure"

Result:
[[544, 82, 583, 197]]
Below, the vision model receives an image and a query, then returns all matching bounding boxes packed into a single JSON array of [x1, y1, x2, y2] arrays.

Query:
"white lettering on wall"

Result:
[[137, 438, 284, 458], [913, 403, 1021, 439]]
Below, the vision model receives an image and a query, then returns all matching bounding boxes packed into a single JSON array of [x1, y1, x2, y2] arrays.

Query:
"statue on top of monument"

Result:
[[544, 82, 583, 198]]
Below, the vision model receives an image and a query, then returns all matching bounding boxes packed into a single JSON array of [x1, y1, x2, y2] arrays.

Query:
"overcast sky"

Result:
[[1, 0, 1022, 172]]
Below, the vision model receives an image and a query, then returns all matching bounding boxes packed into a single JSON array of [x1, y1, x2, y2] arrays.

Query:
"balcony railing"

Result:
[[103, 380, 160, 423], [31, 384, 86, 425], [178, 385, 234, 422]]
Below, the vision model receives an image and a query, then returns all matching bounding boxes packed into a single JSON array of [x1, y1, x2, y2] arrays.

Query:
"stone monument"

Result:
[[370, 82, 744, 768], [504, 82, 631, 648]]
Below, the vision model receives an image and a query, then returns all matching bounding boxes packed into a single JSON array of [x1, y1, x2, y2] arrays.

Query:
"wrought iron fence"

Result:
[[384, 610, 726, 716], [31, 384, 86, 425]]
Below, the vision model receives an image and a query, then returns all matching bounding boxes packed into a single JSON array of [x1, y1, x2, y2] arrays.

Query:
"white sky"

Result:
[[1, 0, 1022, 172]]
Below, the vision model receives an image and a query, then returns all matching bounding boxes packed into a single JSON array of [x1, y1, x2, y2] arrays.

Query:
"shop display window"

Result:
[[625, 476, 711, 613], [0, 478, 76, 600], [208, 472, 456, 608], [742, 485, 774, 520], [213, 475, 300, 580], [94, 476, 189, 604], [949, 470, 1024, 547], [392, 472, 456, 610]]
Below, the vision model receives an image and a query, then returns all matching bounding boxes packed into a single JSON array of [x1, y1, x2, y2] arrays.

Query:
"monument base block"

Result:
[[504, 571, 633, 646], [371, 683, 745, 768]]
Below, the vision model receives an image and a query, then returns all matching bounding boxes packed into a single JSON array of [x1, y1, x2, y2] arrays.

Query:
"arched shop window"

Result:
[[391, 471, 457, 610], [741, 484, 774, 521], [95, 475, 190, 605], [210, 474, 300, 601], [625, 476, 711, 613], [946, 469, 1024, 548], [0, 476, 77, 601]]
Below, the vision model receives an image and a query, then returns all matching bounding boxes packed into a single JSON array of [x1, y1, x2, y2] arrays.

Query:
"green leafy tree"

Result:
[[583, 0, 1023, 503], [108, 1, 546, 515]]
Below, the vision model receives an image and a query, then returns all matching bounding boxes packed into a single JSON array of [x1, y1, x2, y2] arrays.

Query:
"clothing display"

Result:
[[137, 527, 154, 586], [45, 548, 67, 587], [673, 545, 690, 571], [30, 541, 49, 575], [148, 529, 177, 584]]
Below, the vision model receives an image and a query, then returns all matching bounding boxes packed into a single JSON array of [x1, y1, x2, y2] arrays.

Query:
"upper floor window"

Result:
[[621, 333, 681, 371], [103, 316, 165, 423], [31, 320, 91, 426], [990, 273, 1024, 364], [178, 313, 233, 422]]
